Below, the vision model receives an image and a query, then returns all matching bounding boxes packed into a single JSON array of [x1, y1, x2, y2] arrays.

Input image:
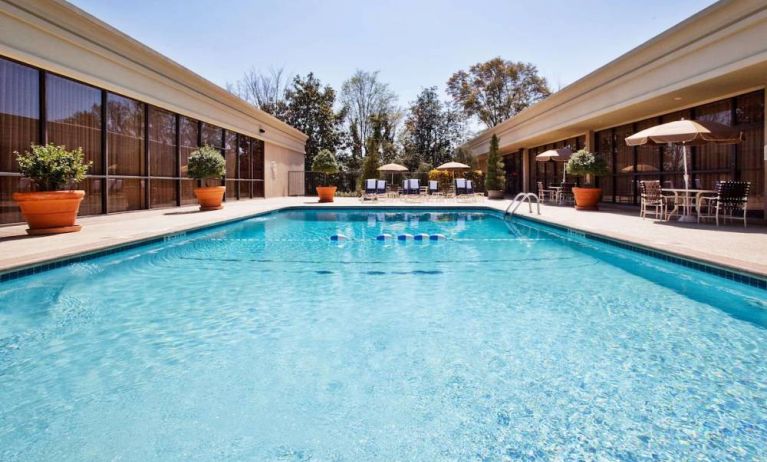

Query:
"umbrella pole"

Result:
[[679, 142, 696, 223]]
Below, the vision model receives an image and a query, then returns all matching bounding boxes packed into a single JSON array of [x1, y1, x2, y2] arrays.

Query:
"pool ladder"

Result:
[[504, 192, 541, 216]]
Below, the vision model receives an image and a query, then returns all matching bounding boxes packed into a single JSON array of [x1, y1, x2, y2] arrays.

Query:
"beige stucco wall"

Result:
[[264, 143, 304, 198], [466, 1, 767, 156], [0, 0, 307, 155]]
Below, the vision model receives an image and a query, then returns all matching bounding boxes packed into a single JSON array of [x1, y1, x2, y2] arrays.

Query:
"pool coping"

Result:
[[1, 204, 766, 290]]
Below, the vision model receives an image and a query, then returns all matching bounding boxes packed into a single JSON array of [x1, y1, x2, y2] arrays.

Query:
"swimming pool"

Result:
[[1, 208, 765, 460]]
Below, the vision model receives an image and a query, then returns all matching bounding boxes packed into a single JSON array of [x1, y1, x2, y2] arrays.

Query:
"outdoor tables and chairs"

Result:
[[558, 182, 575, 205], [537, 181, 557, 203], [697, 181, 751, 227], [662, 187, 715, 221], [455, 178, 467, 195]]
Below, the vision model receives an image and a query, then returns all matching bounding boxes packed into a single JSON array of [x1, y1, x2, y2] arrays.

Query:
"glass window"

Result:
[[107, 93, 145, 176], [252, 138, 264, 180], [148, 106, 177, 177], [201, 123, 223, 148], [0, 58, 39, 173], [239, 136, 253, 179], [46, 74, 102, 174]]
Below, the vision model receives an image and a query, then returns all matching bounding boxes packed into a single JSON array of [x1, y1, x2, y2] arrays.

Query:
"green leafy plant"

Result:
[[428, 169, 452, 192], [311, 149, 339, 186], [484, 134, 505, 191], [187, 145, 225, 186], [15, 143, 91, 191], [566, 149, 609, 186]]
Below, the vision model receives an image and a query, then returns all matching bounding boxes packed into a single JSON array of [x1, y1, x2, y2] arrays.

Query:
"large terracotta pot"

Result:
[[13, 190, 85, 235], [572, 187, 602, 210], [194, 186, 226, 211], [487, 190, 504, 200], [316, 186, 336, 203]]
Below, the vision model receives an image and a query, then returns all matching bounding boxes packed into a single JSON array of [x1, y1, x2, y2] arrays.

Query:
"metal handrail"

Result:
[[504, 193, 541, 216]]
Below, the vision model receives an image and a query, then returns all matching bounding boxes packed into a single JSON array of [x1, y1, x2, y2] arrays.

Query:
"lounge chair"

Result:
[[361, 178, 377, 201], [376, 179, 387, 194], [428, 180, 439, 194], [455, 178, 467, 195], [698, 181, 751, 227]]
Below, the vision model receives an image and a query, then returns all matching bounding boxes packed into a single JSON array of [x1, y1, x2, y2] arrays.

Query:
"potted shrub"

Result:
[[566, 149, 609, 210], [13, 143, 91, 235], [484, 134, 505, 199], [311, 149, 339, 203], [188, 145, 226, 211]]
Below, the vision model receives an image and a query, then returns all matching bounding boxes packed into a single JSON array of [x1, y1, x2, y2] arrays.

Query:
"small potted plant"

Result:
[[311, 149, 339, 203], [188, 145, 226, 211], [13, 143, 91, 235], [566, 149, 609, 210], [484, 134, 505, 199]]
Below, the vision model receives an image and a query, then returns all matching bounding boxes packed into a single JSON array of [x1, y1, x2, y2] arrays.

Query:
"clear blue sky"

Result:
[[70, 0, 716, 107]]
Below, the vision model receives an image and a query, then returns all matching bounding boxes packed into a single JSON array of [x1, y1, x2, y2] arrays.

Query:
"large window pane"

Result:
[[201, 122, 223, 148], [108, 178, 145, 212], [107, 93, 144, 176], [239, 136, 253, 179], [1, 58, 39, 173], [179, 116, 198, 181], [148, 106, 177, 177], [253, 138, 265, 180], [46, 74, 102, 174], [150, 179, 176, 208], [224, 131, 237, 178]]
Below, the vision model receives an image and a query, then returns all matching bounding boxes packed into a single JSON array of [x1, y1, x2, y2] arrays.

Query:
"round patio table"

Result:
[[663, 188, 715, 222]]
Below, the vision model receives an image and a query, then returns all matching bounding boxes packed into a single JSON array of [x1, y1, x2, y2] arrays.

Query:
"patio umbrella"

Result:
[[535, 147, 572, 182], [625, 119, 743, 191], [437, 161, 471, 184], [377, 163, 408, 184]]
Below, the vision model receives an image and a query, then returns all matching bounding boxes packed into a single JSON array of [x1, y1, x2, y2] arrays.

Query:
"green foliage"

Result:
[[312, 149, 340, 176], [484, 135, 505, 191], [15, 143, 91, 191], [453, 146, 477, 170], [187, 145, 226, 183], [278, 73, 345, 171], [340, 70, 397, 160], [447, 57, 551, 127], [401, 87, 467, 169], [360, 121, 381, 186], [428, 169, 452, 191], [566, 149, 609, 185]]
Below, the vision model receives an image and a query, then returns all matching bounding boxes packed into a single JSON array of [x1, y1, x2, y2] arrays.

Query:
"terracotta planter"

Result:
[[572, 187, 602, 210], [13, 190, 85, 235], [487, 190, 504, 200], [193, 186, 226, 211], [316, 186, 336, 203]]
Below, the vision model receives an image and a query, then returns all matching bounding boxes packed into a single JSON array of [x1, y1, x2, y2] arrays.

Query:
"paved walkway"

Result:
[[1, 196, 765, 277]]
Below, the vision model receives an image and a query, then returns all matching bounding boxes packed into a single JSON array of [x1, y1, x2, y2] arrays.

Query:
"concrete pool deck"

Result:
[[1, 196, 765, 278]]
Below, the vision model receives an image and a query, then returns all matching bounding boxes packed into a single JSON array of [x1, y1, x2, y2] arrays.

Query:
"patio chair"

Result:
[[466, 180, 474, 194], [698, 181, 751, 227], [402, 179, 410, 195], [455, 178, 467, 195], [537, 181, 556, 203], [559, 182, 575, 205], [376, 180, 387, 194], [639, 180, 669, 220]]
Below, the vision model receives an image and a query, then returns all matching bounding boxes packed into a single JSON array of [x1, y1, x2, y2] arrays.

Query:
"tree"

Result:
[[485, 134, 505, 191], [340, 70, 398, 159], [360, 115, 383, 183], [227, 67, 291, 116], [311, 149, 340, 186], [279, 73, 345, 170], [401, 87, 468, 170], [447, 57, 551, 128]]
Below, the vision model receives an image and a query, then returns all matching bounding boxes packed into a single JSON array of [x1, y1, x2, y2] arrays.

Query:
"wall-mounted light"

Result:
[[673, 96, 683, 101], [259, 127, 266, 134]]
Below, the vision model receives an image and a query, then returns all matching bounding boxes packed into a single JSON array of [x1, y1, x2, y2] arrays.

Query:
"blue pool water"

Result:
[[1, 208, 766, 461]]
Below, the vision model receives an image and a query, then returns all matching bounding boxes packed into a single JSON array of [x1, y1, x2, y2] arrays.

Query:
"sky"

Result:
[[70, 0, 717, 109]]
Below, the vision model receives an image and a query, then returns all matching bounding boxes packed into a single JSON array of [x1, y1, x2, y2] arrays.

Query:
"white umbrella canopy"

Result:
[[625, 119, 743, 191], [436, 161, 471, 171], [377, 163, 408, 185], [437, 162, 471, 187], [535, 148, 572, 182]]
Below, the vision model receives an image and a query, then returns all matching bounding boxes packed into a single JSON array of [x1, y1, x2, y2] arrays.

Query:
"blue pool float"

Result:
[[376, 233, 393, 241]]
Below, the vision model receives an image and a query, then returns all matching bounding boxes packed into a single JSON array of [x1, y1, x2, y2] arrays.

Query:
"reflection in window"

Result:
[[107, 93, 144, 176]]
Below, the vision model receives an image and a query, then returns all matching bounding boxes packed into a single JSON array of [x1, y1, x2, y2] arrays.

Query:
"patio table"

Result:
[[547, 185, 562, 203], [663, 188, 715, 222]]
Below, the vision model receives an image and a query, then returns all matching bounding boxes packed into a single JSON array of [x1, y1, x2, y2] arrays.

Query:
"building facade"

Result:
[[0, 0, 307, 225], [465, 0, 767, 217]]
